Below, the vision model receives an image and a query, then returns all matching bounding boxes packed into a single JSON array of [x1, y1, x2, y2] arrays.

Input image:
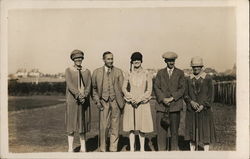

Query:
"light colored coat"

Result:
[[65, 67, 91, 134]]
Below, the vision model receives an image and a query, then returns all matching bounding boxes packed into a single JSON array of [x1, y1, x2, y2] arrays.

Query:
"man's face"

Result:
[[103, 53, 114, 68], [73, 57, 83, 67], [165, 59, 175, 69], [192, 66, 203, 75]]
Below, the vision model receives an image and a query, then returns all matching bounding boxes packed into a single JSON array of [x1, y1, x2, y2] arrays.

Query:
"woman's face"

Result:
[[74, 57, 83, 67], [132, 60, 142, 68], [192, 66, 203, 75]]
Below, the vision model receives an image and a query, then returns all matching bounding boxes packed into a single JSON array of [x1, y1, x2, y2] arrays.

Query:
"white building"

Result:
[[28, 69, 40, 77], [15, 68, 28, 78]]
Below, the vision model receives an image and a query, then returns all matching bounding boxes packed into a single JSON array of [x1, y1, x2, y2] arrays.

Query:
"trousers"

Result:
[[99, 98, 120, 152], [156, 111, 180, 151]]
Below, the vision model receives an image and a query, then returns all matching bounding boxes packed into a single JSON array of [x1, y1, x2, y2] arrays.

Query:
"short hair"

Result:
[[103, 51, 113, 59]]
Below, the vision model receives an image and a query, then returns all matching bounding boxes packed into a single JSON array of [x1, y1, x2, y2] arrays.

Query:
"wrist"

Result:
[[76, 93, 81, 99]]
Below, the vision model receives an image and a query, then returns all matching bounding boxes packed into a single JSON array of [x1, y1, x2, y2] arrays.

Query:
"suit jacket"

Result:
[[153, 67, 185, 112], [92, 66, 125, 110]]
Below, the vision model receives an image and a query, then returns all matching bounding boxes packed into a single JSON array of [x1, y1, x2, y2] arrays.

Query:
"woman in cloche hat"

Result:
[[184, 57, 216, 151], [65, 50, 91, 152], [122, 52, 154, 152]]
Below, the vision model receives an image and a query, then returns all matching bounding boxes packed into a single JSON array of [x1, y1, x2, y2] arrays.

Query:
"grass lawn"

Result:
[[8, 96, 66, 111], [8, 96, 236, 153]]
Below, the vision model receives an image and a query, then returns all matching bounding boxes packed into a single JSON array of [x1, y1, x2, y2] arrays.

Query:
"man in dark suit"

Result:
[[92, 51, 125, 152], [154, 52, 185, 151]]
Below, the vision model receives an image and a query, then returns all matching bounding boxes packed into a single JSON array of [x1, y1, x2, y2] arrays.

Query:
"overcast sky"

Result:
[[8, 7, 236, 74]]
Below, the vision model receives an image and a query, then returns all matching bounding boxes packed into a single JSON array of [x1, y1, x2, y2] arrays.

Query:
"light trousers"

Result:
[[99, 99, 120, 152]]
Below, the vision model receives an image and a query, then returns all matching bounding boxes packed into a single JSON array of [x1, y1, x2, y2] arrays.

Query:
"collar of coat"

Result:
[[104, 65, 114, 73], [189, 71, 207, 80], [163, 66, 176, 76], [70, 65, 87, 72], [166, 67, 175, 73]]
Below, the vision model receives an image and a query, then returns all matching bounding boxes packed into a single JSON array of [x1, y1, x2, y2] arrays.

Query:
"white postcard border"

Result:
[[0, 0, 249, 159]]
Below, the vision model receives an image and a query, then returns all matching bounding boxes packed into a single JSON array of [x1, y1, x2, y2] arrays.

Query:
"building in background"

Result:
[[9, 68, 65, 83], [15, 68, 28, 78], [28, 69, 42, 77]]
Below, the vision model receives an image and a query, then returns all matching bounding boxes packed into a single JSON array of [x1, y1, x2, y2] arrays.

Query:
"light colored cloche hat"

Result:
[[70, 49, 84, 60], [191, 57, 204, 67], [162, 51, 178, 60]]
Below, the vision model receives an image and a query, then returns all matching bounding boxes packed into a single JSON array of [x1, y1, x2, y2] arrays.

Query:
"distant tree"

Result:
[[204, 68, 218, 75]]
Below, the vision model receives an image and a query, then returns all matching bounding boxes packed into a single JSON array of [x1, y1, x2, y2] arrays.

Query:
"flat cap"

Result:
[[162, 51, 178, 60], [191, 57, 203, 67], [70, 49, 84, 60]]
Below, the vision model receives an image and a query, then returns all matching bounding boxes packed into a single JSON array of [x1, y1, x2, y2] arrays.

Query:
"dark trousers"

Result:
[[156, 111, 180, 151]]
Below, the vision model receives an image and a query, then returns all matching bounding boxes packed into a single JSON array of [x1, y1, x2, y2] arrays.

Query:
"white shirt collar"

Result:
[[167, 67, 174, 73], [167, 67, 174, 71], [190, 71, 207, 80], [104, 65, 112, 72]]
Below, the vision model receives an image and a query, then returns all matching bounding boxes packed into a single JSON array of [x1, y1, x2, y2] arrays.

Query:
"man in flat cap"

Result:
[[154, 51, 185, 151], [92, 51, 125, 152]]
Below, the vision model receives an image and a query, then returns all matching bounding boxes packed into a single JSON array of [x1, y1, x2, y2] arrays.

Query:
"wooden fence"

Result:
[[213, 80, 236, 105]]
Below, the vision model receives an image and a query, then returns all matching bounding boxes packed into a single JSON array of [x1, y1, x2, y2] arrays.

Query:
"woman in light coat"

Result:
[[65, 50, 91, 152], [122, 52, 154, 152]]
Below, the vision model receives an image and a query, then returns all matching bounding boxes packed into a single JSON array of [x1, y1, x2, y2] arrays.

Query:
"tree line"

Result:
[[8, 74, 236, 105]]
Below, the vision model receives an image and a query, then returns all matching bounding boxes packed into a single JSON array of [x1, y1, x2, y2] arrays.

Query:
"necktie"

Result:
[[107, 68, 111, 75], [169, 69, 172, 78], [77, 67, 85, 93], [77, 67, 82, 89]]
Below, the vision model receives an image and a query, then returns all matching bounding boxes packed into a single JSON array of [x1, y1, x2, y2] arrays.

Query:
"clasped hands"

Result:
[[77, 94, 86, 105], [97, 102, 104, 111], [130, 99, 142, 108], [125, 95, 147, 108], [162, 97, 174, 106], [190, 100, 204, 112]]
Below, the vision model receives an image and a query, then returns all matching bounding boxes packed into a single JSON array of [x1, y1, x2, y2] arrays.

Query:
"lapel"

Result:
[[110, 66, 115, 85], [79, 70, 85, 88], [163, 67, 169, 80], [190, 72, 206, 96], [169, 68, 176, 80], [162, 67, 171, 89], [99, 66, 105, 95], [101, 66, 115, 89]]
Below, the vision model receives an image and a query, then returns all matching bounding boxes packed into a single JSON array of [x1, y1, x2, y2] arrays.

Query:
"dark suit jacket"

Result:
[[92, 66, 125, 110], [153, 67, 185, 112]]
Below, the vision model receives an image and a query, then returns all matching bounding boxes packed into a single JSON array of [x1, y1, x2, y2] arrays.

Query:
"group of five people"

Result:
[[65, 50, 216, 152]]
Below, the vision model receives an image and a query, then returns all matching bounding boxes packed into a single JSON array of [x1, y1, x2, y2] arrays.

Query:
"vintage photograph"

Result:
[[0, 0, 249, 158]]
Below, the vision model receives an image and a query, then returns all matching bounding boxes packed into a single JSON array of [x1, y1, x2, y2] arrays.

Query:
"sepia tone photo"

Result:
[[0, 0, 249, 159]]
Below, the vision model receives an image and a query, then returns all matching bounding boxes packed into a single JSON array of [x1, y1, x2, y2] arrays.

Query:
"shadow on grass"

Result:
[[73, 135, 191, 152], [74, 135, 99, 152], [178, 136, 191, 151]]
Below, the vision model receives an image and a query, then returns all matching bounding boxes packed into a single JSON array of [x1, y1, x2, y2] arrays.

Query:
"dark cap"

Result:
[[130, 52, 143, 62], [70, 49, 84, 60]]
